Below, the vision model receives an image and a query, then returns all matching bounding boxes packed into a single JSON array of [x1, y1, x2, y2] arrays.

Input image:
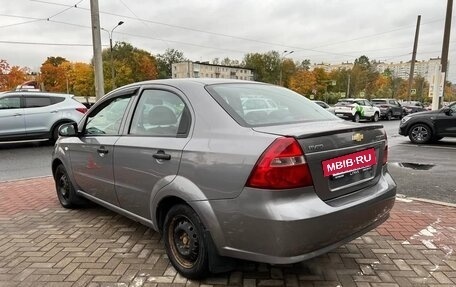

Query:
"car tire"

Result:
[[353, 113, 360, 123], [386, 112, 392, 121], [163, 204, 209, 279], [54, 164, 86, 208], [372, 113, 379, 122], [51, 122, 68, 143], [408, 123, 432, 144]]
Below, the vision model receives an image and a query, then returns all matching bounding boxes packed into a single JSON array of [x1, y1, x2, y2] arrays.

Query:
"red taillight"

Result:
[[246, 137, 313, 189], [76, 107, 87, 114]]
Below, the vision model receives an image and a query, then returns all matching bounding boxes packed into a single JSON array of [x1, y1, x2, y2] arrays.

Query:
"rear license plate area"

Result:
[[322, 148, 377, 179]]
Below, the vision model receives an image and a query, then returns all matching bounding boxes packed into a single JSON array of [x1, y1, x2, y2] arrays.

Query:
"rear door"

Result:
[[113, 87, 192, 219], [0, 95, 25, 138], [68, 92, 134, 205], [23, 96, 54, 135]]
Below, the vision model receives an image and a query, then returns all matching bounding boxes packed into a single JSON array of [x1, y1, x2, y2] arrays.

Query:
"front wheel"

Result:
[[353, 113, 360, 123], [372, 113, 379, 122], [163, 204, 209, 279], [54, 164, 86, 208], [408, 123, 432, 144], [386, 112, 392, 121]]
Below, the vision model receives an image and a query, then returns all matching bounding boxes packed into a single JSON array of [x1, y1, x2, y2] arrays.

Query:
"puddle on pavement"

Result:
[[393, 162, 436, 170]]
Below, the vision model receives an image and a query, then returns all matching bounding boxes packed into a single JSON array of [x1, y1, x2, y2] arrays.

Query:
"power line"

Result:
[[0, 19, 42, 29], [0, 40, 106, 47], [28, 0, 410, 57]]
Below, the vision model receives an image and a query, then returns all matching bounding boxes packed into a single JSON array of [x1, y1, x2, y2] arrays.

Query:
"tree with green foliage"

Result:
[[244, 51, 281, 84], [102, 42, 158, 92], [156, 48, 186, 79]]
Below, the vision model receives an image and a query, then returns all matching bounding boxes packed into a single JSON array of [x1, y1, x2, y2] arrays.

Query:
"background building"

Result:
[[172, 61, 254, 80]]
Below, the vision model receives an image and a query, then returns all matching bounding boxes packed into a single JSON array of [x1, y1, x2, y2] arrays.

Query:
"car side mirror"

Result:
[[442, 107, 453, 116], [59, 122, 78, 137]]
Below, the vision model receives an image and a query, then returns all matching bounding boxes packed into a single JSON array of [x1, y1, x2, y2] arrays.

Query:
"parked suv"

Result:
[[371, 98, 404, 120], [0, 91, 87, 142], [52, 79, 395, 278], [334, 98, 380, 122], [401, 101, 426, 115], [399, 102, 456, 144]]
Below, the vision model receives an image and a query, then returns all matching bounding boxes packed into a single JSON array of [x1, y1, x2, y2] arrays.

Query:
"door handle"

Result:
[[50, 110, 58, 113], [153, 150, 171, 160], [13, 113, 22, 116], [97, 146, 109, 155]]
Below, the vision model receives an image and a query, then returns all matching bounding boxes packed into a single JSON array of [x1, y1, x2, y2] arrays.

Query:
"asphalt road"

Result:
[[1, 119, 455, 203]]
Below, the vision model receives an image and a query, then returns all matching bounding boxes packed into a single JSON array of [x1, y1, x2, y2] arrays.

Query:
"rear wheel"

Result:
[[408, 123, 432, 144], [54, 164, 86, 208], [51, 122, 68, 143], [163, 204, 209, 279]]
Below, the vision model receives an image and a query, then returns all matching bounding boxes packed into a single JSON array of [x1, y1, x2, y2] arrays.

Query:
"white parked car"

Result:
[[334, 98, 380, 122]]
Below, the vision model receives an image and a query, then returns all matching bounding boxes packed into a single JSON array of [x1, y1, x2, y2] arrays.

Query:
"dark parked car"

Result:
[[401, 101, 426, 115], [52, 79, 396, 278], [371, 98, 404, 120], [399, 102, 456, 143]]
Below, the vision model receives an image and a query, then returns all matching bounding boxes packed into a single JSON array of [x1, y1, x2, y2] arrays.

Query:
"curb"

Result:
[[0, 175, 52, 184], [396, 193, 456, 208]]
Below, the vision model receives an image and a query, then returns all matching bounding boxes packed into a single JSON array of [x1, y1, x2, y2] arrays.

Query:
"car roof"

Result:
[[1, 91, 74, 98]]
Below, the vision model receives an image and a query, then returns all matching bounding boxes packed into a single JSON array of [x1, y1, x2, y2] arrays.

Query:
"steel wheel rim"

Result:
[[58, 172, 70, 201], [168, 215, 200, 268], [411, 126, 429, 142]]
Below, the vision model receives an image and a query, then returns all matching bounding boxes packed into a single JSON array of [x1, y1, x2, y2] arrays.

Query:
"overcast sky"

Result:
[[1, 0, 455, 81]]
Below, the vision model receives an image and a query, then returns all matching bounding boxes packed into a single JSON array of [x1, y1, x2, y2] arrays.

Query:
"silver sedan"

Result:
[[52, 79, 396, 278]]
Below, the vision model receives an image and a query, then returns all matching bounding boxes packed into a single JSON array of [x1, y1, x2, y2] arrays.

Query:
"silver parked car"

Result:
[[52, 79, 396, 278], [0, 91, 87, 142]]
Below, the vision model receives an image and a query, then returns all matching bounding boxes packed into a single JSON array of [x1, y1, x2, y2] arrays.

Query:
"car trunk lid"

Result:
[[252, 120, 387, 201]]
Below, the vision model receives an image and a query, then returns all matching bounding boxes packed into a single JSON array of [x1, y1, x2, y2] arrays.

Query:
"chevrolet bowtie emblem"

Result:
[[352, 132, 364, 142]]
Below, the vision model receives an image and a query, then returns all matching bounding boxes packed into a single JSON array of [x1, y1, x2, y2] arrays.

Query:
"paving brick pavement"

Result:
[[0, 177, 455, 287]]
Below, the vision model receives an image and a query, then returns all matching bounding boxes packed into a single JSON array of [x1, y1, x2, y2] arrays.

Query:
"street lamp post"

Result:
[[279, 50, 294, 86], [103, 21, 124, 90]]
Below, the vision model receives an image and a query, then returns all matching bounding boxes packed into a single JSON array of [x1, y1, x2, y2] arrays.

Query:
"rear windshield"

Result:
[[371, 100, 387, 104], [206, 83, 337, 127], [335, 100, 355, 106]]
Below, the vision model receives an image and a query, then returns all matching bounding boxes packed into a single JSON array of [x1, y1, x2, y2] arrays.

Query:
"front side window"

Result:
[[25, 97, 51, 108], [206, 83, 337, 127], [0, 97, 21, 109], [85, 97, 130, 135], [130, 89, 190, 137]]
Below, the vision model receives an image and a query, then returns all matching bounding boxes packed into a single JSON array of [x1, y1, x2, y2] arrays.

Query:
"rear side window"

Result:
[[335, 100, 355, 106], [206, 83, 337, 127], [130, 89, 190, 137], [51, 97, 65, 104], [25, 97, 52, 108]]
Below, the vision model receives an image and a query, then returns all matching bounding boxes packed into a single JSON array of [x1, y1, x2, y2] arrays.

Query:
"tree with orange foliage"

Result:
[[289, 69, 317, 96], [0, 59, 30, 91], [40, 57, 70, 92]]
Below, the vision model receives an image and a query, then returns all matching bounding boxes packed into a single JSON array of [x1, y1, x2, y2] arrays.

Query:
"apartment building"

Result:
[[309, 58, 442, 84], [172, 61, 254, 81]]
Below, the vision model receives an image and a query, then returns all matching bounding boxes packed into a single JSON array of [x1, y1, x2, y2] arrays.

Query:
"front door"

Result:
[[435, 104, 456, 136], [69, 95, 132, 205], [0, 95, 25, 139], [113, 88, 192, 219]]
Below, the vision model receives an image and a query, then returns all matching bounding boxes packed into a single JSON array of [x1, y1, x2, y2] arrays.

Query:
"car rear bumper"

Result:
[[198, 167, 396, 264], [335, 112, 354, 120]]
